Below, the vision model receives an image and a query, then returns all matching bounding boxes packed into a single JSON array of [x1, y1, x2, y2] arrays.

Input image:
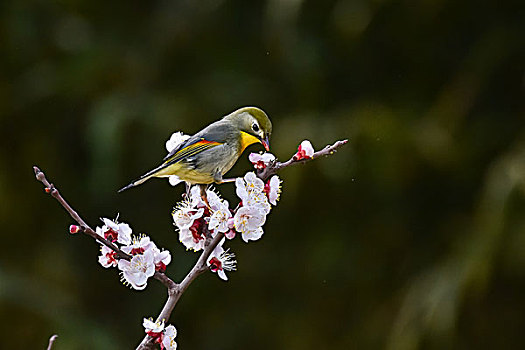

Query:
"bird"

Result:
[[118, 106, 272, 193]]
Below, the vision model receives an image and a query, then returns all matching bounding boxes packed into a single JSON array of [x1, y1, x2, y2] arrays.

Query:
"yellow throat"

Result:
[[239, 131, 261, 153]]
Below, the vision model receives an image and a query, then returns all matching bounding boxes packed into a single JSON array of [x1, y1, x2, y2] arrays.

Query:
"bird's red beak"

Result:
[[261, 135, 270, 151]]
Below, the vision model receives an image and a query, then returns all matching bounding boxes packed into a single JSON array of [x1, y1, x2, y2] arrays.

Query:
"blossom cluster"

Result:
[[94, 217, 172, 290], [171, 150, 282, 281], [143, 318, 177, 350]]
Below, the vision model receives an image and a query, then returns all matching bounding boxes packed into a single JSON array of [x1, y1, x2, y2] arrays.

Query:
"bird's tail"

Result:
[[117, 163, 169, 193]]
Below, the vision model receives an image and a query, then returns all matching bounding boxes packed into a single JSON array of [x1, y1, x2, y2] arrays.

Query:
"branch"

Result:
[[32, 166, 174, 289], [33, 166, 131, 261], [257, 139, 348, 181], [46, 335, 58, 350], [32, 165, 225, 350]]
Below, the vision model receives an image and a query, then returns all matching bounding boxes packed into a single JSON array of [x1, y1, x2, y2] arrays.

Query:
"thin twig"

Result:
[[46, 334, 58, 350], [33, 166, 174, 289], [33, 166, 130, 260], [257, 139, 348, 181]]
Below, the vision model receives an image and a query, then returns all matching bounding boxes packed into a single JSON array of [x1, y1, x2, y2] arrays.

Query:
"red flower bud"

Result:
[[69, 225, 81, 234]]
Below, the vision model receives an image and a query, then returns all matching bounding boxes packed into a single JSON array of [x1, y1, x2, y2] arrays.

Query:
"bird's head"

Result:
[[225, 106, 272, 151]]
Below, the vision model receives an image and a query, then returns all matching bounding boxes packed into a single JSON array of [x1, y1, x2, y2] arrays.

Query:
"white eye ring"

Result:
[[252, 123, 260, 132]]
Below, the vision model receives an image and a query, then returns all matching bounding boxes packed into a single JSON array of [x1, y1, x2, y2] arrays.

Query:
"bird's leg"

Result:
[[212, 169, 236, 184], [199, 184, 211, 209], [184, 182, 191, 199]]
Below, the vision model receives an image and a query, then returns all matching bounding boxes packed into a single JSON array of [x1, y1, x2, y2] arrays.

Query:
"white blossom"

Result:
[[153, 247, 171, 272], [165, 132, 190, 153], [168, 175, 183, 187], [207, 239, 236, 281], [173, 206, 204, 231], [266, 175, 282, 206], [235, 172, 271, 214], [234, 206, 266, 242], [121, 235, 156, 256], [205, 187, 224, 211], [189, 185, 206, 207], [208, 198, 231, 233], [179, 227, 205, 252], [240, 227, 264, 243], [162, 325, 178, 350], [96, 216, 132, 245], [248, 152, 275, 169], [118, 249, 155, 290], [236, 172, 264, 198], [143, 318, 165, 334], [98, 245, 118, 268]]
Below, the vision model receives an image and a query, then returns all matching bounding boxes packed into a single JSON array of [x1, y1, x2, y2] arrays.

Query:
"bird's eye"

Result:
[[252, 123, 260, 132]]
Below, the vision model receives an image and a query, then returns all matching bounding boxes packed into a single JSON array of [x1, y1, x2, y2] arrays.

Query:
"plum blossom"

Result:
[[208, 198, 232, 233], [240, 227, 263, 242], [143, 318, 177, 349], [121, 235, 156, 256], [143, 318, 165, 336], [173, 205, 204, 231], [118, 249, 155, 290], [249, 152, 275, 169], [294, 140, 314, 160], [205, 187, 224, 211], [153, 247, 171, 272], [178, 226, 206, 251], [264, 175, 282, 206], [98, 244, 118, 268], [168, 175, 183, 187], [143, 318, 166, 347], [188, 185, 206, 208], [236, 172, 271, 214], [234, 206, 266, 243], [174, 187, 227, 251], [162, 325, 178, 350], [165, 132, 190, 153], [96, 217, 132, 245], [185, 185, 223, 210], [236, 172, 264, 197], [207, 239, 236, 281]]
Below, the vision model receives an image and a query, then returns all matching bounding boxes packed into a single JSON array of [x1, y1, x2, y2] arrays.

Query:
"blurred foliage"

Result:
[[1, 0, 524, 349]]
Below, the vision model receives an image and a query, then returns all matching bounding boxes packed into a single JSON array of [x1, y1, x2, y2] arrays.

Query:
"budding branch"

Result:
[[257, 139, 348, 180], [33, 138, 347, 350]]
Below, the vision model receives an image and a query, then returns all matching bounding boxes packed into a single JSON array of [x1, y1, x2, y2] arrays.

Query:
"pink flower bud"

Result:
[[293, 140, 315, 161], [249, 152, 275, 169], [225, 229, 236, 240], [69, 225, 81, 234]]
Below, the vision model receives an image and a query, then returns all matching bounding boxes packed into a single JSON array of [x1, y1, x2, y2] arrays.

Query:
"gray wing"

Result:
[[163, 120, 236, 162]]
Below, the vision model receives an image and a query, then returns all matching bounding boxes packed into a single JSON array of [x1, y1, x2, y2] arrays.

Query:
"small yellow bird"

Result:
[[118, 106, 272, 192]]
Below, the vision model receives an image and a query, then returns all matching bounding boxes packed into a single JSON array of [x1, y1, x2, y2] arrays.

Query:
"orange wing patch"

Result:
[[164, 139, 222, 165]]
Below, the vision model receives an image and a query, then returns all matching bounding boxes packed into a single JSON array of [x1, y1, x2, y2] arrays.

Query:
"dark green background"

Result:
[[2, 0, 525, 349]]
